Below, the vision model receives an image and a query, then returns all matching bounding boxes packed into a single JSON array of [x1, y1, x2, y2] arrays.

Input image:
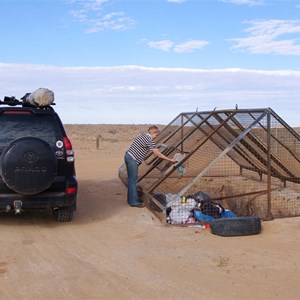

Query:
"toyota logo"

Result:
[[24, 151, 38, 163]]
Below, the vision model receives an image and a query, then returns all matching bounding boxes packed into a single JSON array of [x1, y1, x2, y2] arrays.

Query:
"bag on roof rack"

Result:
[[26, 88, 54, 107]]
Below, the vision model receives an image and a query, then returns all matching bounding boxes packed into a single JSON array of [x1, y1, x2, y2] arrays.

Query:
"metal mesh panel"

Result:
[[119, 108, 300, 224]]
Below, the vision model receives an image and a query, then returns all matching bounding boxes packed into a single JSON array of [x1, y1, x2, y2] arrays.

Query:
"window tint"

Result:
[[0, 113, 62, 147]]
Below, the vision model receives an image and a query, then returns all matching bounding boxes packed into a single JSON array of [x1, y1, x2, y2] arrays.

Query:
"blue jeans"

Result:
[[124, 152, 140, 205]]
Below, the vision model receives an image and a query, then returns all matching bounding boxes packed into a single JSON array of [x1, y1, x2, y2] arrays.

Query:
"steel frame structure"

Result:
[[119, 108, 300, 224]]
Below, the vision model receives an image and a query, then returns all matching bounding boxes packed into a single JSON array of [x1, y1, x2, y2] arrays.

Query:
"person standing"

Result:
[[124, 126, 176, 208]]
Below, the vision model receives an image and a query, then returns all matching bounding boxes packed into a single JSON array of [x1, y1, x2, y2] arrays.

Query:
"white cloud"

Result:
[[167, 0, 187, 3], [70, 9, 88, 23], [84, 0, 108, 11], [174, 40, 210, 53], [146, 39, 209, 53], [220, 0, 264, 6], [147, 40, 174, 52], [86, 12, 135, 33], [1, 63, 300, 126], [69, 0, 135, 32], [229, 19, 300, 55]]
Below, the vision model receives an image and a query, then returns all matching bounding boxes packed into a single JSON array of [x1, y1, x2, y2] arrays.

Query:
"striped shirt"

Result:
[[127, 133, 157, 165]]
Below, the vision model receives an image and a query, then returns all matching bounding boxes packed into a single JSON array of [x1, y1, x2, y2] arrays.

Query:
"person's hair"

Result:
[[148, 125, 159, 133]]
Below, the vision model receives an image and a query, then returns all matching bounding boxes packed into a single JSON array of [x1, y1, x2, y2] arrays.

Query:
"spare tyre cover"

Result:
[[0, 137, 57, 195]]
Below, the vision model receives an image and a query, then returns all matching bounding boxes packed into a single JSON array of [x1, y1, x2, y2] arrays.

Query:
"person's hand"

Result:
[[170, 158, 177, 163]]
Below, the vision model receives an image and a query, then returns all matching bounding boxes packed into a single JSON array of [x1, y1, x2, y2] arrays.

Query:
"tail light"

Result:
[[67, 187, 77, 194], [64, 136, 75, 162]]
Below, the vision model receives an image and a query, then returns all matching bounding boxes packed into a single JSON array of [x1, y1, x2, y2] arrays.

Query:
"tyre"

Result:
[[53, 209, 73, 222], [0, 137, 57, 195], [210, 216, 261, 237]]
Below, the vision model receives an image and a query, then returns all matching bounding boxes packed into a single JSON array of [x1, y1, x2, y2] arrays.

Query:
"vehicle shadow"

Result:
[[0, 178, 128, 226], [74, 178, 127, 224]]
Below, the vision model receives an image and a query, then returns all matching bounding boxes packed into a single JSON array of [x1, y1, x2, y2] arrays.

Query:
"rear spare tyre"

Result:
[[0, 137, 57, 195]]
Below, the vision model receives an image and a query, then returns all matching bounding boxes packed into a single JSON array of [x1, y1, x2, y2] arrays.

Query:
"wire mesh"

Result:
[[119, 108, 300, 224]]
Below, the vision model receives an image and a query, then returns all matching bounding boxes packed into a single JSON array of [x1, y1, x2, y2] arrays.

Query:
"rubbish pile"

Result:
[[153, 191, 237, 225]]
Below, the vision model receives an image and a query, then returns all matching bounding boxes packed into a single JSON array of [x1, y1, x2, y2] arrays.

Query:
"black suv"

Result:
[[0, 93, 77, 222]]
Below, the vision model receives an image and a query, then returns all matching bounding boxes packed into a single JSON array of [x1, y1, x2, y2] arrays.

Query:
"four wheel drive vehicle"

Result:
[[0, 93, 77, 222]]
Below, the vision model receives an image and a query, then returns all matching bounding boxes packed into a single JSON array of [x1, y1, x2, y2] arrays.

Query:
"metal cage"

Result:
[[119, 108, 300, 224]]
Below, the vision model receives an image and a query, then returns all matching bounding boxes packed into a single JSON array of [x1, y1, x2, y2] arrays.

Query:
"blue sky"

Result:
[[1, 0, 300, 125]]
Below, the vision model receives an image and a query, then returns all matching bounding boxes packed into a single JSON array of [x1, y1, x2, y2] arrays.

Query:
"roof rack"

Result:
[[0, 95, 55, 109]]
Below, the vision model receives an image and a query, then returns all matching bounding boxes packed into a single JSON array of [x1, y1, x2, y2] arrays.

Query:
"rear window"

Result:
[[0, 113, 63, 148]]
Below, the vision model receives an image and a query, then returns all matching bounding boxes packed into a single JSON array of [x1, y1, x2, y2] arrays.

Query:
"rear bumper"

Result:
[[0, 192, 77, 210], [0, 176, 77, 211]]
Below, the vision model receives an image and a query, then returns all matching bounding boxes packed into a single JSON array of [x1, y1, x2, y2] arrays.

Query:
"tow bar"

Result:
[[13, 200, 23, 214]]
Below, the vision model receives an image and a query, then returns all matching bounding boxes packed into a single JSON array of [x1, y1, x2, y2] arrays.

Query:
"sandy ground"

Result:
[[0, 124, 299, 300]]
